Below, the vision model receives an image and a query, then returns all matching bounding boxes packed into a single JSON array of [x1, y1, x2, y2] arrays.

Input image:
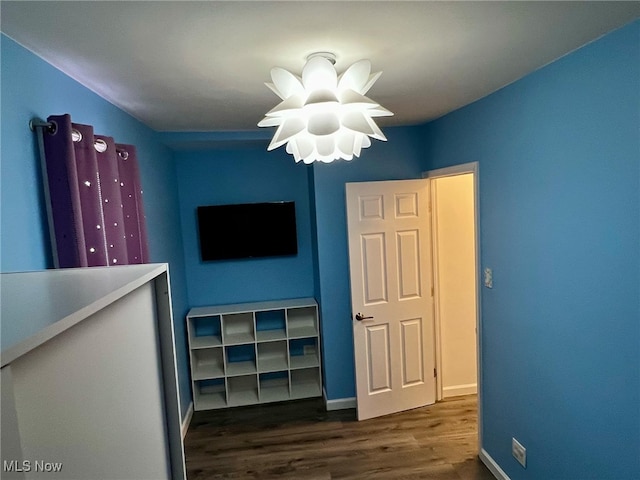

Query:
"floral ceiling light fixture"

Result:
[[258, 52, 393, 164]]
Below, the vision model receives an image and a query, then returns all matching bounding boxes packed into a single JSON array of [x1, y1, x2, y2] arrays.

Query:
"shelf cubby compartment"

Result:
[[227, 375, 259, 407], [222, 312, 255, 345], [255, 309, 286, 342], [191, 347, 225, 380], [290, 368, 321, 399], [259, 371, 290, 403], [189, 315, 222, 349], [225, 344, 257, 377], [194, 378, 227, 410], [287, 306, 318, 338], [289, 337, 319, 369], [257, 341, 288, 373]]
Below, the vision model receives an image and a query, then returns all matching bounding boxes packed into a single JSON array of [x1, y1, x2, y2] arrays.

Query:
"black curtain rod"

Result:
[[29, 118, 130, 158]]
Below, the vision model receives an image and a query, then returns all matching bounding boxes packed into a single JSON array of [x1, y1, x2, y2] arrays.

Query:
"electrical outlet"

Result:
[[512, 437, 527, 468]]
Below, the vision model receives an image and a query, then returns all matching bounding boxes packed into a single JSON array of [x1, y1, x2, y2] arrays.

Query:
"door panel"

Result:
[[400, 318, 424, 386], [361, 233, 388, 305], [397, 230, 421, 299], [395, 193, 419, 218], [360, 195, 385, 220], [347, 179, 435, 421], [366, 324, 392, 393]]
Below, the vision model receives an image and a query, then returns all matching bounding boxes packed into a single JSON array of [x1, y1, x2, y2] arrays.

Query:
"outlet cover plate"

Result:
[[512, 437, 527, 468]]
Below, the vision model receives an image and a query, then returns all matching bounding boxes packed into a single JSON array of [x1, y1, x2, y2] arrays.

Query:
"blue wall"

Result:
[[0, 35, 192, 418], [422, 20, 639, 479], [169, 128, 424, 401], [173, 142, 316, 306]]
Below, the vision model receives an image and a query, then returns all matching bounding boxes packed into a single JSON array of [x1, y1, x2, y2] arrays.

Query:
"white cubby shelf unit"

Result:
[[187, 298, 322, 410]]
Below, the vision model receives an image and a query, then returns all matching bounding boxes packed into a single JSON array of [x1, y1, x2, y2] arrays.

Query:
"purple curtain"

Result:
[[116, 143, 150, 264], [39, 114, 149, 268]]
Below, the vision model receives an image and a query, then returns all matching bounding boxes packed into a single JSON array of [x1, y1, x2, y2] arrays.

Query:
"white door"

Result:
[[346, 179, 435, 421]]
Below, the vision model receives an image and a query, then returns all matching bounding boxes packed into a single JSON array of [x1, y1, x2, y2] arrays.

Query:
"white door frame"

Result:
[[423, 161, 482, 450]]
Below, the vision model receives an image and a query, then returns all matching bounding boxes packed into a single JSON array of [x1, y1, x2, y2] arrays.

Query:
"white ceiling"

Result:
[[2, 1, 639, 132]]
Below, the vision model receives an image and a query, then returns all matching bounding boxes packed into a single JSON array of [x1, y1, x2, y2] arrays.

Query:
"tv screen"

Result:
[[197, 202, 298, 261]]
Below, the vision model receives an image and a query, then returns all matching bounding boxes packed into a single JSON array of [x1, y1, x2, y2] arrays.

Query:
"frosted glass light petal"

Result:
[[265, 82, 282, 99], [269, 118, 305, 150], [365, 116, 387, 141], [367, 106, 394, 117], [304, 89, 339, 107], [339, 89, 379, 108], [296, 136, 315, 160], [337, 130, 356, 156], [286, 140, 302, 163], [354, 134, 364, 157], [264, 94, 304, 117], [270, 67, 304, 99], [279, 117, 306, 141], [338, 60, 371, 93], [259, 55, 393, 163], [342, 111, 375, 135], [308, 112, 340, 136], [302, 56, 338, 91], [361, 71, 383, 95], [257, 116, 281, 127], [316, 136, 335, 157]]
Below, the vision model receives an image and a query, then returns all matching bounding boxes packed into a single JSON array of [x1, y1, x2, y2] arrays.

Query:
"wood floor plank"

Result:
[[184, 395, 495, 479]]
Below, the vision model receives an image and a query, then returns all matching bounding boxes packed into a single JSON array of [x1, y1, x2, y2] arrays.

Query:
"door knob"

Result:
[[355, 312, 374, 321]]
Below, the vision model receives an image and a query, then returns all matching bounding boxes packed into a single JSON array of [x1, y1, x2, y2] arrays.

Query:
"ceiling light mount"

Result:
[[306, 51, 336, 65], [258, 53, 393, 164]]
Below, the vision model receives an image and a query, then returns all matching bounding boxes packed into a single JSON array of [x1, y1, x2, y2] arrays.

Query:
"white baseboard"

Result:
[[443, 383, 477, 398], [181, 401, 194, 439], [480, 448, 511, 480], [326, 397, 357, 410], [323, 387, 356, 411]]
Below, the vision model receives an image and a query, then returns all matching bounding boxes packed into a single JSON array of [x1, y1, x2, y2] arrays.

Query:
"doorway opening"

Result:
[[344, 163, 481, 439], [425, 162, 481, 447]]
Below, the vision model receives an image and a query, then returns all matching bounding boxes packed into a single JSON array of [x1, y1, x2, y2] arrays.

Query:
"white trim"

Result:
[[480, 449, 511, 480], [323, 388, 356, 410], [443, 383, 477, 398], [326, 397, 357, 411], [181, 401, 194, 439], [423, 161, 478, 179], [429, 181, 444, 402]]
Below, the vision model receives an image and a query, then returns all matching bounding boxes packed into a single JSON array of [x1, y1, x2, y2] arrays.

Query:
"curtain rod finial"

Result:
[[30, 118, 56, 134]]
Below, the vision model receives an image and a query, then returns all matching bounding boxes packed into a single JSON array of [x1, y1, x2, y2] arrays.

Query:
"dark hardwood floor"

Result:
[[184, 394, 495, 479]]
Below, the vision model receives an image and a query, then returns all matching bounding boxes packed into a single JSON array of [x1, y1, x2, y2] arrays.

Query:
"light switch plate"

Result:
[[484, 268, 493, 288]]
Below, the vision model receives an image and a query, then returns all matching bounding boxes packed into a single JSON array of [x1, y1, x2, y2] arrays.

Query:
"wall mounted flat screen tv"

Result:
[[197, 202, 298, 261]]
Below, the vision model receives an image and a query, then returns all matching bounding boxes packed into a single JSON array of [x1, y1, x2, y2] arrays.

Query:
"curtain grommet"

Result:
[[71, 128, 82, 143], [94, 138, 108, 153]]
